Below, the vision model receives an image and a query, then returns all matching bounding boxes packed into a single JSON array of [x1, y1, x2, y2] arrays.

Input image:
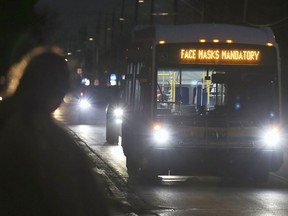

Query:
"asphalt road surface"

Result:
[[52, 95, 288, 216]]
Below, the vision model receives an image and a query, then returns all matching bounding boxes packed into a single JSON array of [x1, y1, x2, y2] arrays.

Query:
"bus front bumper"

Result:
[[137, 146, 283, 175]]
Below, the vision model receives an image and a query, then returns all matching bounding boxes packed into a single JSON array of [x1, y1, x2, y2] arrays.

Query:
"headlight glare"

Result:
[[152, 124, 170, 144], [113, 108, 124, 118], [262, 126, 282, 148], [79, 98, 91, 109], [112, 107, 124, 124], [115, 118, 123, 124]]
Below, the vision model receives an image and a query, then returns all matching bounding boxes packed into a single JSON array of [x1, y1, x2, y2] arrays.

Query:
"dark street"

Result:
[[53, 96, 288, 216]]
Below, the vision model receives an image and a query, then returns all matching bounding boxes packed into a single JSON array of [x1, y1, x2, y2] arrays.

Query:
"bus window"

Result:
[[156, 67, 277, 119], [156, 68, 227, 116]]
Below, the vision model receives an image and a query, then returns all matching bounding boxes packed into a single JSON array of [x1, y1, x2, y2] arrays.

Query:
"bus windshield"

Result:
[[156, 66, 278, 120]]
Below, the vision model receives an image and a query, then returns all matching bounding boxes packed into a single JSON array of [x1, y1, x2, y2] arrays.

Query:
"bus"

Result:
[[106, 24, 284, 181]]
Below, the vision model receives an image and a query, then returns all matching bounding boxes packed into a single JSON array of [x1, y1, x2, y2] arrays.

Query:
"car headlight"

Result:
[[109, 107, 124, 124], [262, 126, 282, 148], [113, 108, 123, 118], [79, 98, 91, 109], [152, 124, 170, 145]]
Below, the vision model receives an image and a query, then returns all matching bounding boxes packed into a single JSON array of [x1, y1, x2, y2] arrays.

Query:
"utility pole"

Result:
[[104, 13, 108, 49], [120, 0, 125, 35], [135, 0, 139, 26], [242, 0, 248, 24], [150, 0, 154, 25], [111, 9, 115, 43], [173, 0, 178, 25], [180, 0, 205, 23], [201, 0, 205, 23]]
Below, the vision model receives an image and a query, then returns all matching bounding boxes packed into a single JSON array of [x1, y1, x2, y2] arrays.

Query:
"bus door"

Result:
[[124, 61, 153, 123]]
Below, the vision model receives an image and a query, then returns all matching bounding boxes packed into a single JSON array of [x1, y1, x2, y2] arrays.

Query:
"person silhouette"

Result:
[[0, 46, 110, 216]]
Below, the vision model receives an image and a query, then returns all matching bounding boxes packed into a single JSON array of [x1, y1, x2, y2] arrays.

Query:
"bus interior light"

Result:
[[213, 39, 220, 43], [226, 40, 233, 43], [159, 40, 166, 44], [199, 39, 206, 43]]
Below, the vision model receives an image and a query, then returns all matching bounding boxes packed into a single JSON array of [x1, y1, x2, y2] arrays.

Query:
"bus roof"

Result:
[[133, 24, 276, 46]]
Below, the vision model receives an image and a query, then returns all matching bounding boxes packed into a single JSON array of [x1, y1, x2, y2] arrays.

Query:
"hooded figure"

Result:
[[0, 47, 110, 216]]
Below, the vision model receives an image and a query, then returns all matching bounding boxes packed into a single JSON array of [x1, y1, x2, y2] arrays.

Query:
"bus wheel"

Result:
[[126, 156, 158, 182]]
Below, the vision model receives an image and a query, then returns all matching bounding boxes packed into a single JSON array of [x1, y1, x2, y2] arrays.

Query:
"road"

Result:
[[53, 95, 288, 216]]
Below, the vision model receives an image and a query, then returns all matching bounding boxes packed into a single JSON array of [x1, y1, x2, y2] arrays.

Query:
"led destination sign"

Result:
[[179, 49, 261, 65]]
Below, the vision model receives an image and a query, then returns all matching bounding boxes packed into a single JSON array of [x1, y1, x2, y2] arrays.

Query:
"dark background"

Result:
[[1, 0, 287, 101]]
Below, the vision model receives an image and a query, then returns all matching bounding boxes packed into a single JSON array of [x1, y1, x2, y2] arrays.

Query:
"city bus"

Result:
[[107, 24, 284, 181]]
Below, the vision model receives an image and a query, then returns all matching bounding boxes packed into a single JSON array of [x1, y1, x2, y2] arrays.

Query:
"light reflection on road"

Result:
[[72, 125, 94, 139]]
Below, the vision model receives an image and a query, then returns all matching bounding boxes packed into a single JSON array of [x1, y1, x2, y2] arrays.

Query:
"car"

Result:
[[105, 103, 123, 144]]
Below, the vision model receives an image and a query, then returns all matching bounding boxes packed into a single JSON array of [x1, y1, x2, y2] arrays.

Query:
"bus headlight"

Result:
[[79, 98, 91, 109], [262, 126, 282, 148], [152, 124, 170, 144]]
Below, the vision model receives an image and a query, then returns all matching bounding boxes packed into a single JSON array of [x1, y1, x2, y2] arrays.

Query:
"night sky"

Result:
[[35, 0, 288, 39], [1, 0, 287, 77], [35, 0, 119, 29], [33, 0, 288, 102]]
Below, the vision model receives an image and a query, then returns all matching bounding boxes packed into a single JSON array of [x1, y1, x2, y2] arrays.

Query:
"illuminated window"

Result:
[[81, 78, 90, 86], [110, 73, 117, 86], [159, 40, 166, 44], [213, 39, 219, 43], [199, 39, 206, 43], [226, 40, 233, 43]]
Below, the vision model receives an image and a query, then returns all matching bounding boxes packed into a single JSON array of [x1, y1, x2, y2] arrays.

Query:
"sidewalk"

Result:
[[69, 129, 137, 216]]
